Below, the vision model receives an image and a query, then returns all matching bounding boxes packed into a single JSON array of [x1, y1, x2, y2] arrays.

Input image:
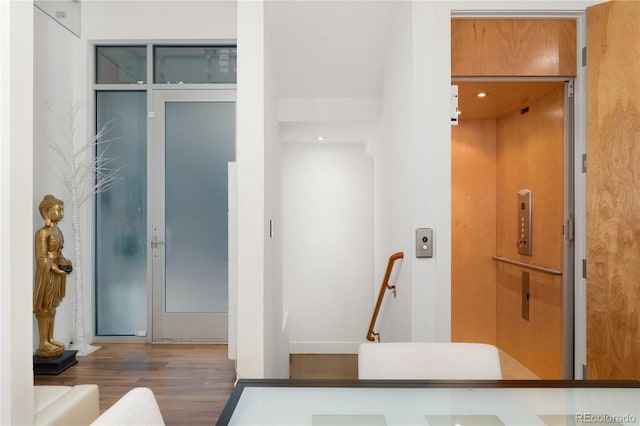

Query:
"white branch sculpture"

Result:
[[46, 102, 123, 356]]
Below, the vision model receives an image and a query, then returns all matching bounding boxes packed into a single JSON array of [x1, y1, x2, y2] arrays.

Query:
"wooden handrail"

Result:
[[367, 252, 404, 342]]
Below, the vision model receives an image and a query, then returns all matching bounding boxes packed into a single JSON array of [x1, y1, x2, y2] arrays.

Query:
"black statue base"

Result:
[[33, 350, 78, 375]]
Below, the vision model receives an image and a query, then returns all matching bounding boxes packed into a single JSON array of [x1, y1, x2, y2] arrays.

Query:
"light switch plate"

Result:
[[416, 228, 433, 258]]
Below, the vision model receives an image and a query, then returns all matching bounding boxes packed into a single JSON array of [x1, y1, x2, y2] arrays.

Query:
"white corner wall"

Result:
[[236, 0, 266, 378], [371, 2, 453, 344], [373, 2, 452, 344], [283, 143, 373, 353], [82, 1, 236, 41], [263, 1, 288, 378], [0, 1, 34, 424], [370, 1, 412, 343], [33, 6, 78, 353], [409, 2, 452, 342]]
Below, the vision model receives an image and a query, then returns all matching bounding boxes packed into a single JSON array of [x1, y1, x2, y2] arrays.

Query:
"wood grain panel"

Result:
[[496, 87, 565, 270], [495, 87, 565, 379], [496, 264, 563, 379], [586, 0, 640, 380], [451, 119, 497, 344], [452, 19, 576, 77]]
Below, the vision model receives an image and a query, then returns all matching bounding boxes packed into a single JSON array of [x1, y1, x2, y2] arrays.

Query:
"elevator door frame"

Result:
[[451, 7, 588, 380]]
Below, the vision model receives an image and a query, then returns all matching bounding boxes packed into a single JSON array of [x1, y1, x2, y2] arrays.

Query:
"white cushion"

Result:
[[35, 386, 73, 413], [91, 387, 165, 426], [35, 384, 100, 426], [358, 342, 502, 380]]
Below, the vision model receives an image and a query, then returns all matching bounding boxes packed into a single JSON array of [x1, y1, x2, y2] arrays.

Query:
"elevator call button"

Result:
[[416, 228, 433, 258]]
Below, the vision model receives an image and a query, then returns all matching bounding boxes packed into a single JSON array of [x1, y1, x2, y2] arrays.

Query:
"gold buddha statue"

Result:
[[33, 195, 72, 359]]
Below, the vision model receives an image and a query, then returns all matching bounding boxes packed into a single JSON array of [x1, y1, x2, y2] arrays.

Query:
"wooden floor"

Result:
[[33, 344, 236, 425]]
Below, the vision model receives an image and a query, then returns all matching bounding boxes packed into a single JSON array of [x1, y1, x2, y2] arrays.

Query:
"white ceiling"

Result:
[[266, 1, 397, 144]]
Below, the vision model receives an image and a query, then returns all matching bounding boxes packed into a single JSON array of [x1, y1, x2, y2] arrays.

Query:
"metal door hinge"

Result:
[[566, 216, 575, 242], [582, 46, 587, 67], [568, 80, 574, 98], [582, 259, 587, 279], [582, 153, 587, 173]]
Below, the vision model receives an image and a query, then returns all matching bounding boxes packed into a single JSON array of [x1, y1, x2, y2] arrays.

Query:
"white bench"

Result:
[[358, 342, 502, 380], [35, 385, 100, 426]]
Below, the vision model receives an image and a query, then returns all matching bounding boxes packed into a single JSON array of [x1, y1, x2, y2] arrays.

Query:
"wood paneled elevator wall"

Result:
[[586, 1, 640, 380]]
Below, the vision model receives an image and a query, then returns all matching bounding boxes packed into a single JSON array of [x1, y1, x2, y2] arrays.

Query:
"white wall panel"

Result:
[[283, 144, 373, 353], [33, 6, 77, 353], [1, 2, 34, 423], [371, 1, 413, 343], [82, 1, 235, 41]]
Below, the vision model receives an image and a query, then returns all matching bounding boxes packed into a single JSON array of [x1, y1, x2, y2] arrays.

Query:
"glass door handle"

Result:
[[151, 236, 165, 248]]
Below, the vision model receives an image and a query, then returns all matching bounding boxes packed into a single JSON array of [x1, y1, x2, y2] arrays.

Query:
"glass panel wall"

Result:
[[96, 46, 147, 84], [94, 43, 236, 337], [154, 46, 237, 84], [95, 91, 147, 335]]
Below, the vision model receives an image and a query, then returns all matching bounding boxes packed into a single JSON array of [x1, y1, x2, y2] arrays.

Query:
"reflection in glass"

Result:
[[96, 46, 147, 84], [154, 46, 237, 84], [95, 91, 147, 335], [35, 0, 81, 37], [165, 101, 235, 313]]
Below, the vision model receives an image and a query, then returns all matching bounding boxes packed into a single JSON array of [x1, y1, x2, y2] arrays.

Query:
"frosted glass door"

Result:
[[95, 91, 147, 336], [152, 90, 235, 342]]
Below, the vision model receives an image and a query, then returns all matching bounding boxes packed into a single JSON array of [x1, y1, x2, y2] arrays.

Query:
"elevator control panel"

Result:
[[517, 190, 532, 256], [416, 228, 433, 258]]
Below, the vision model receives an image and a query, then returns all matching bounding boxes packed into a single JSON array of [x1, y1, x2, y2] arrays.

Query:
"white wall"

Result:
[[236, 0, 266, 378], [410, 2, 453, 342], [0, 1, 34, 424], [283, 143, 374, 353], [263, 2, 288, 378], [33, 6, 78, 353], [370, 2, 413, 343], [371, 2, 452, 345], [82, 0, 236, 41]]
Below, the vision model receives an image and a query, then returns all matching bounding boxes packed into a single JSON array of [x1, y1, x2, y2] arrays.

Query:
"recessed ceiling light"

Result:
[[316, 136, 325, 141], [477, 92, 487, 98]]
